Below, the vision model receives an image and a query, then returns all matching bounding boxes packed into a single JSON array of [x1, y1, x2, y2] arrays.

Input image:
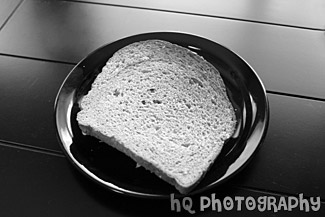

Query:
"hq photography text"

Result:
[[170, 193, 321, 214]]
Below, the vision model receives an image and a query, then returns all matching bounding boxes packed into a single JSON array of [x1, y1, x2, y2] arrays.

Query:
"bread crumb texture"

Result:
[[77, 40, 236, 193]]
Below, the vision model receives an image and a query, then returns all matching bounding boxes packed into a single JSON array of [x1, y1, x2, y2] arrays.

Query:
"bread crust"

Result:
[[79, 124, 196, 194]]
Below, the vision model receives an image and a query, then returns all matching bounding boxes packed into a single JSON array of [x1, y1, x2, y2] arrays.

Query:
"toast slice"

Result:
[[77, 40, 236, 194]]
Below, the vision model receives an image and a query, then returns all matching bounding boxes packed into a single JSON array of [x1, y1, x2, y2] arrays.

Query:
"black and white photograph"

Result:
[[0, 0, 324, 216]]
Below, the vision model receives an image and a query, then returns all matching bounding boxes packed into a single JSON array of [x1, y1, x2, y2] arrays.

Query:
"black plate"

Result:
[[55, 32, 269, 198]]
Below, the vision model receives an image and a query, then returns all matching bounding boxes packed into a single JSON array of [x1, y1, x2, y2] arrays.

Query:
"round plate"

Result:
[[55, 32, 269, 198]]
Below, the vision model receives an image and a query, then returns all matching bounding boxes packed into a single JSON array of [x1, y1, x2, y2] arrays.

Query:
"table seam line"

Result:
[[65, 0, 325, 31], [267, 90, 325, 102], [0, 53, 76, 65], [0, 0, 24, 32], [0, 139, 65, 158]]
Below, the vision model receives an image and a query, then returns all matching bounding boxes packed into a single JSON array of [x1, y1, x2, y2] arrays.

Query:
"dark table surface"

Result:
[[1, 0, 325, 216]]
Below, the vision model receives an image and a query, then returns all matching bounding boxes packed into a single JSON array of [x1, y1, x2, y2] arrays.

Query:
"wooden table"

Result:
[[0, 0, 324, 216]]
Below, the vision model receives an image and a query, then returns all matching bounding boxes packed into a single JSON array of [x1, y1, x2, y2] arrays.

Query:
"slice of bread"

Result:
[[77, 40, 236, 194]]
